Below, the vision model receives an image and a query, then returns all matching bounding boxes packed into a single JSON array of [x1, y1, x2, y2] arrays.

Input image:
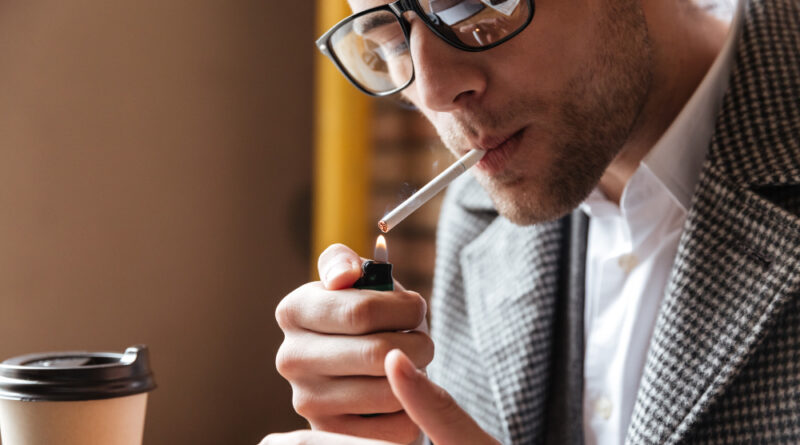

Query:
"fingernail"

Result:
[[324, 262, 352, 285], [395, 350, 420, 380]]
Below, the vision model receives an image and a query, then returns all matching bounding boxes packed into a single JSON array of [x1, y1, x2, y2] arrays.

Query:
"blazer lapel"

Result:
[[460, 213, 566, 443], [627, 168, 800, 444], [628, 0, 800, 442], [544, 211, 589, 445]]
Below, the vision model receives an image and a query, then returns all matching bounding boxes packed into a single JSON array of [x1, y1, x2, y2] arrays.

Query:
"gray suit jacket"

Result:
[[428, 0, 800, 443]]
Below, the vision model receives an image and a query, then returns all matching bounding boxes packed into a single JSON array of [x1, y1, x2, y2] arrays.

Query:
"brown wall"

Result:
[[0, 1, 312, 443]]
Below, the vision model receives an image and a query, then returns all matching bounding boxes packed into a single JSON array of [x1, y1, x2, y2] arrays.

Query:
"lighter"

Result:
[[354, 235, 393, 418], [353, 235, 393, 291]]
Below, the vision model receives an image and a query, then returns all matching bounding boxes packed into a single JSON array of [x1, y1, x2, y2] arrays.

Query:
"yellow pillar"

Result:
[[312, 0, 372, 277]]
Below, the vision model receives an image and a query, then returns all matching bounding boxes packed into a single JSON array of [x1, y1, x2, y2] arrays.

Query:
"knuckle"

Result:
[[362, 337, 393, 368], [399, 332, 434, 367], [343, 298, 377, 333], [276, 282, 318, 330], [292, 390, 322, 419], [418, 333, 435, 366], [397, 291, 427, 326], [275, 341, 302, 379], [275, 300, 292, 330], [408, 292, 428, 323]]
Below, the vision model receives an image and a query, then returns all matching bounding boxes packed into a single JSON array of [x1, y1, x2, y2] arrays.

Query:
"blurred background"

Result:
[[0, 1, 445, 443], [0, 0, 738, 443]]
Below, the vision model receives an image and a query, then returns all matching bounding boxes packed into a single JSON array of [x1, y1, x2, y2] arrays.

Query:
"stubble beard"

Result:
[[438, 0, 654, 226]]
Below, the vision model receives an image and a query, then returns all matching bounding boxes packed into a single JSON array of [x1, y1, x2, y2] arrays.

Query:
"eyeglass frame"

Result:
[[315, 0, 536, 97]]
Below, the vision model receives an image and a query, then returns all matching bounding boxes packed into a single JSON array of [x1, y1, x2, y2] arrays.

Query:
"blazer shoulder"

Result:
[[442, 172, 495, 213], [438, 173, 497, 246]]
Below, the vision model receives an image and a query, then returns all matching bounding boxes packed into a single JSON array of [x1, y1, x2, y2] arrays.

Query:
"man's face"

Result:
[[351, 0, 654, 225]]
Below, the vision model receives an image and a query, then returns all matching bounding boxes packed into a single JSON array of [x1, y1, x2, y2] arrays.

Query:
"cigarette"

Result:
[[379, 149, 485, 233]]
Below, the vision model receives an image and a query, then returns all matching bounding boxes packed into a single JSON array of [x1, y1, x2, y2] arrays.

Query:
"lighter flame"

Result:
[[374, 235, 388, 263]]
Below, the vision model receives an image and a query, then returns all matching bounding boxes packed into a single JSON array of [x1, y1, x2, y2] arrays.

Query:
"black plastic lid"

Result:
[[0, 345, 156, 402], [353, 261, 394, 291]]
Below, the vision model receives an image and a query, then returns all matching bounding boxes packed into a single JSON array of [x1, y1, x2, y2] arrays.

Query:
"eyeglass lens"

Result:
[[421, 0, 529, 47], [329, 0, 530, 94], [330, 11, 414, 95]]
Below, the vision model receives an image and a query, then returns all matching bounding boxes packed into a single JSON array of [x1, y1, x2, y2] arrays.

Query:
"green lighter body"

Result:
[[354, 259, 394, 418], [353, 260, 394, 291]]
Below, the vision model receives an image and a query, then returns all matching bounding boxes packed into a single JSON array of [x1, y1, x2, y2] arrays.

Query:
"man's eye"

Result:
[[364, 30, 407, 56], [367, 36, 407, 59], [385, 40, 409, 57]]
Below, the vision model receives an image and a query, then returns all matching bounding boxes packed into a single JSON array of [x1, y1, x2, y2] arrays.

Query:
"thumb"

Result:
[[317, 244, 362, 290], [385, 350, 500, 445]]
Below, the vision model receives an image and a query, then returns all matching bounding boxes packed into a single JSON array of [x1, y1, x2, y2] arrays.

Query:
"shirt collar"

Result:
[[642, 0, 746, 211]]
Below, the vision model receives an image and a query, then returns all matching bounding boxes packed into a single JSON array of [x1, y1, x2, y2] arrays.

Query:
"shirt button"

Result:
[[595, 396, 613, 420], [617, 253, 639, 274]]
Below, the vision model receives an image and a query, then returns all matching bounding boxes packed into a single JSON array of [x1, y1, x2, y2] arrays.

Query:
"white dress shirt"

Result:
[[580, 1, 745, 444]]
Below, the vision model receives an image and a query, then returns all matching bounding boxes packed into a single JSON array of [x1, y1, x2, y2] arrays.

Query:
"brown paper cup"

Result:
[[0, 345, 156, 445]]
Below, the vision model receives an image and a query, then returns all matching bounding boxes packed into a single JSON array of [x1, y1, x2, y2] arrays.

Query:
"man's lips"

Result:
[[472, 128, 525, 174], [474, 132, 516, 151]]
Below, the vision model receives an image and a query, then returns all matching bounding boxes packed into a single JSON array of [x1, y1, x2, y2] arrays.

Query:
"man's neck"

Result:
[[598, 2, 730, 204]]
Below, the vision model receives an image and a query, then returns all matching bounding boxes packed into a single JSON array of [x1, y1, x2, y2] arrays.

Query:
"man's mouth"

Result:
[[473, 128, 526, 174]]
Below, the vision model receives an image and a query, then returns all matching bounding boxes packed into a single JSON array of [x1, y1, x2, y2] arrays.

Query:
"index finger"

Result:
[[277, 282, 427, 335]]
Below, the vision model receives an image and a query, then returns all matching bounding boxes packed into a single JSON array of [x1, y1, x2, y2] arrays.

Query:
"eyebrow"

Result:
[[353, 13, 397, 36]]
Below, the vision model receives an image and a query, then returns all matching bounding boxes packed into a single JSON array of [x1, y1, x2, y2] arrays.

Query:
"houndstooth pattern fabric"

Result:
[[429, 176, 511, 441], [428, 0, 800, 443], [626, 0, 800, 442], [429, 175, 565, 443]]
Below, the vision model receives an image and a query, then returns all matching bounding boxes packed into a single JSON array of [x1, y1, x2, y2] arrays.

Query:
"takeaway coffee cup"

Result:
[[0, 345, 156, 445]]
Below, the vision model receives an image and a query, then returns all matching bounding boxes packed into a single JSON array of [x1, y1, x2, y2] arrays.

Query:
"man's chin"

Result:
[[496, 200, 575, 226], [480, 177, 583, 226]]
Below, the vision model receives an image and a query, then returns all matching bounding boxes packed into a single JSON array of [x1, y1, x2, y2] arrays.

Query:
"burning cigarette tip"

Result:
[[378, 220, 388, 233]]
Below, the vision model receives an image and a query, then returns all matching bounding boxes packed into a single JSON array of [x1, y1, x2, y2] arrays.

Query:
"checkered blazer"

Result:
[[427, 0, 800, 443]]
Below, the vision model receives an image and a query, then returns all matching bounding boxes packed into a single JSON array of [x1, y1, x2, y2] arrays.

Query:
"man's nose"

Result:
[[409, 23, 487, 112]]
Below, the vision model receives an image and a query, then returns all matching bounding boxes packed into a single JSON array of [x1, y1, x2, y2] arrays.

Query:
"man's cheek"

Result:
[[401, 87, 423, 111], [434, 124, 468, 156], [400, 90, 465, 154]]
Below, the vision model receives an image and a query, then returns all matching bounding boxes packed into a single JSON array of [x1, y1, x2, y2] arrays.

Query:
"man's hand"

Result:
[[261, 349, 500, 445], [275, 244, 434, 444]]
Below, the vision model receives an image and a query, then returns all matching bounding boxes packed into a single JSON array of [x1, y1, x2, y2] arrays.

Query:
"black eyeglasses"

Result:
[[316, 0, 535, 96]]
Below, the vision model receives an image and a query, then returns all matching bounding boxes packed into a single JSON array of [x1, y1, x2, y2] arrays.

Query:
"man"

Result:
[[264, 0, 800, 443]]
